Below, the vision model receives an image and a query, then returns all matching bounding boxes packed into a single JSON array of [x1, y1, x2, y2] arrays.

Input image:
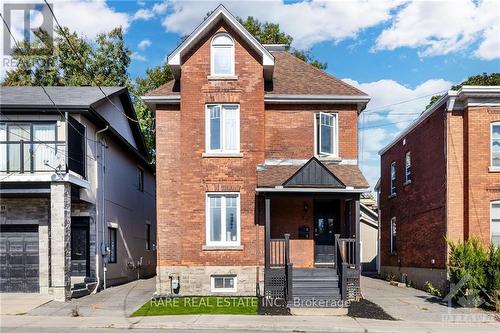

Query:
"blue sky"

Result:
[[2, 0, 500, 189]]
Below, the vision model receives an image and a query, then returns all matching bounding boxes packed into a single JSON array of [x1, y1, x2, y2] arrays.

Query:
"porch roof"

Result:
[[257, 158, 369, 192]]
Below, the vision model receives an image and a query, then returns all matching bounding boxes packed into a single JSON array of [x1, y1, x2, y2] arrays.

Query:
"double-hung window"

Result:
[[206, 193, 240, 246], [491, 202, 500, 246], [206, 104, 240, 154], [405, 151, 411, 184], [491, 122, 500, 168], [316, 112, 338, 157], [390, 161, 397, 196], [390, 217, 397, 254], [211, 33, 234, 76]]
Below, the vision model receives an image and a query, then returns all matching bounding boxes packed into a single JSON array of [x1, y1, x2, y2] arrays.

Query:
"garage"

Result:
[[0, 225, 39, 293]]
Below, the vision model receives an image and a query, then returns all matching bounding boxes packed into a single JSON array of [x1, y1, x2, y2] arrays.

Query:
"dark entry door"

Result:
[[313, 200, 339, 264], [0, 225, 39, 292], [71, 217, 89, 276]]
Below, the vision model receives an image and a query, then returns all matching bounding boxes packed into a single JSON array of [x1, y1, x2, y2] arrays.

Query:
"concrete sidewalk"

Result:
[[0, 294, 53, 315], [361, 275, 496, 322], [1, 313, 499, 333], [28, 277, 156, 317]]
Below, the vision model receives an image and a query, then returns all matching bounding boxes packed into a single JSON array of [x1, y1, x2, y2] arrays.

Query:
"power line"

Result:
[[363, 90, 448, 113], [42, 0, 140, 125]]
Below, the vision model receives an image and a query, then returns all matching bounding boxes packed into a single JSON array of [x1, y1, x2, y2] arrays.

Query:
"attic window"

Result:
[[211, 33, 234, 76]]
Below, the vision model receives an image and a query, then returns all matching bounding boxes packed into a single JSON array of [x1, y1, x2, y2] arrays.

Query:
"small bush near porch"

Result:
[[132, 296, 258, 316]]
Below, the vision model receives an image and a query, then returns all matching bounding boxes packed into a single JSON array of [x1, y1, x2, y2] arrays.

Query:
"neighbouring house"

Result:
[[360, 194, 379, 273], [378, 86, 500, 292], [143, 5, 370, 307], [0, 87, 156, 301]]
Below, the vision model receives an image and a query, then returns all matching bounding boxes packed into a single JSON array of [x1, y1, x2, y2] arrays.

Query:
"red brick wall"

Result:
[[156, 22, 265, 267], [265, 104, 359, 160], [462, 106, 500, 244], [380, 107, 447, 269]]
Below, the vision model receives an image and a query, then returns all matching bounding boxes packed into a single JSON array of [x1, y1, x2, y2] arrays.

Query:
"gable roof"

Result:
[[167, 4, 274, 80], [284, 157, 345, 188], [0, 86, 150, 164], [257, 159, 369, 191]]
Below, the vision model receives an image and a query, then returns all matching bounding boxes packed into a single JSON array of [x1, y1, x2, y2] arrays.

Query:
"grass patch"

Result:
[[132, 296, 259, 316]]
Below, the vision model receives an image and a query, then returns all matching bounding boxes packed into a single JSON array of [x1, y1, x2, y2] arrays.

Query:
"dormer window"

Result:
[[211, 33, 234, 76]]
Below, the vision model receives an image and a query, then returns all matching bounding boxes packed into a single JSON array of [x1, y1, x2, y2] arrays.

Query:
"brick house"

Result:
[[143, 6, 370, 305], [0, 87, 156, 301], [378, 86, 500, 292]]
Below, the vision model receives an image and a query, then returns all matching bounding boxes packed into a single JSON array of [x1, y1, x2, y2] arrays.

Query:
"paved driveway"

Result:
[[0, 293, 53, 315], [28, 277, 156, 317], [361, 275, 497, 322]]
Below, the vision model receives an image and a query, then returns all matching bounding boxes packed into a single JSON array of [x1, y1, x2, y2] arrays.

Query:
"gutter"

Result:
[[255, 187, 370, 193]]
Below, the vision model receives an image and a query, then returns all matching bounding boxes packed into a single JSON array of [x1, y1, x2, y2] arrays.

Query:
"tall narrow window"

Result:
[[206, 104, 240, 153], [390, 218, 397, 254], [491, 202, 500, 246], [405, 151, 411, 183], [390, 161, 397, 196], [206, 193, 240, 246], [108, 227, 117, 263], [137, 167, 144, 192], [211, 33, 234, 76], [491, 122, 500, 167], [316, 112, 338, 157], [146, 223, 151, 250]]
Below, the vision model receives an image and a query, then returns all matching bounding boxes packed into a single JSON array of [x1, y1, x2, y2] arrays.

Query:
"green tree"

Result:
[[426, 73, 500, 109]]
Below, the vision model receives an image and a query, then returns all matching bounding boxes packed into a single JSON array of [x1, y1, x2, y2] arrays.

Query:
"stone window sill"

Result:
[[489, 166, 500, 173], [403, 180, 412, 186], [202, 245, 244, 251], [207, 75, 238, 81], [388, 193, 397, 199], [202, 152, 243, 158]]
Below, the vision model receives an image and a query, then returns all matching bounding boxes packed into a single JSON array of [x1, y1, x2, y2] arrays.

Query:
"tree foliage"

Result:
[[426, 73, 500, 109]]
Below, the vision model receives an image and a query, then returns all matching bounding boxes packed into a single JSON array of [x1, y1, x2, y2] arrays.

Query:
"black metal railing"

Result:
[[265, 233, 293, 302], [335, 234, 360, 301]]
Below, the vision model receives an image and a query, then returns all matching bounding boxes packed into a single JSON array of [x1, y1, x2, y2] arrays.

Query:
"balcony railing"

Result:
[[0, 141, 66, 173]]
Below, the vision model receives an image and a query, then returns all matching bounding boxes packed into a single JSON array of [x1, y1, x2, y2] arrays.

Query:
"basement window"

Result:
[[211, 275, 237, 292]]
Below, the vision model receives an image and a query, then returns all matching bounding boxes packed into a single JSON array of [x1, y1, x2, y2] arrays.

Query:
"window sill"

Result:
[[316, 155, 341, 162], [202, 245, 243, 251], [207, 75, 238, 81], [390, 252, 397, 256], [403, 180, 412, 186], [388, 193, 397, 199], [489, 166, 500, 172], [202, 152, 243, 158]]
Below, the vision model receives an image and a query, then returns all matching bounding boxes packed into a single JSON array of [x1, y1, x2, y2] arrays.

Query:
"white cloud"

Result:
[[161, 0, 404, 49], [138, 39, 151, 50], [133, 1, 168, 21], [131, 52, 146, 61], [375, 0, 500, 59]]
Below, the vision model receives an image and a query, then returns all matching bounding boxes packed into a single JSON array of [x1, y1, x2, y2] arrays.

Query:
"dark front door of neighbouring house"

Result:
[[71, 217, 90, 276], [313, 200, 340, 264], [0, 225, 39, 292]]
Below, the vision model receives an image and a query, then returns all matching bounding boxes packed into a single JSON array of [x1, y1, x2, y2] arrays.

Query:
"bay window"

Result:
[[206, 104, 240, 154], [206, 193, 240, 246]]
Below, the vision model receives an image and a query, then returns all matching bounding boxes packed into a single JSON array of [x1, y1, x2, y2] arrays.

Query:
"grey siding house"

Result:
[[0, 87, 156, 301]]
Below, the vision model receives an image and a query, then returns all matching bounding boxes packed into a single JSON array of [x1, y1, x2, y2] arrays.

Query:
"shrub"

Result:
[[424, 281, 442, 297], [447, 238, 499, 308]]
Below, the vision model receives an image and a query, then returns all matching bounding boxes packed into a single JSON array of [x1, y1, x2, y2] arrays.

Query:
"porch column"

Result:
[[265, 197, 270, 269], [355, 196, 361, 270], [50, 182, 72, 301]]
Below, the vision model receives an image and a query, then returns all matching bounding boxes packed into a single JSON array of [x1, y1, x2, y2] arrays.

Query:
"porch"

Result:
[[256, 158, 368, 308]]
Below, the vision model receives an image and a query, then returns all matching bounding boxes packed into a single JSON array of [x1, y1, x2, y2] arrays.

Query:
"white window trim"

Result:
[[390, 161, 397, 197], [210, 33, 235, 77], [205, 192, 241, 247], [205, 104, 240, 154], [313, 112, 339, 159], [390, 217, 396, 254], [491, 122, 500, 170], [405, 151, 411, 184], [210, 275, 237, 293], [491, 201, 500, 245]]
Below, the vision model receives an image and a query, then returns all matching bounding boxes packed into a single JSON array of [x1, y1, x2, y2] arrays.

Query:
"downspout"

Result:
[[93, 126, 109, 293]]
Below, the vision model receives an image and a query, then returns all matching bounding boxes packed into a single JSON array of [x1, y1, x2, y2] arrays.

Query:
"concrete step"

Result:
[[293, 268, 338, 278], [71, 287, 90, 299], [292, 276, 339, 283], [293, 286, 340, 294]]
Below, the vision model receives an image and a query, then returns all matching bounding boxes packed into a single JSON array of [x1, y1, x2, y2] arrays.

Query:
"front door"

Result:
[[313, 200, 339, 264], [71, 217, 89, 276]]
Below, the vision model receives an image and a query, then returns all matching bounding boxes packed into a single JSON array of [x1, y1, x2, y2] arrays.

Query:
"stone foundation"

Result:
[[157, 266, 264, 296], [381, 265, 448, 294]]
